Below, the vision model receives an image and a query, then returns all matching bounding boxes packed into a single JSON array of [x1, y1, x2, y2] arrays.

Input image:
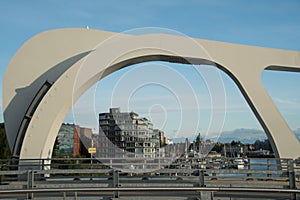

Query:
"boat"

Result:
[[233, 158, 245, 169]]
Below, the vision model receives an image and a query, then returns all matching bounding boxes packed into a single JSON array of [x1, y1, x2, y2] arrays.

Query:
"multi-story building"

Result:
[[97, 108, 165, 158], [53, 123, 92, 157]]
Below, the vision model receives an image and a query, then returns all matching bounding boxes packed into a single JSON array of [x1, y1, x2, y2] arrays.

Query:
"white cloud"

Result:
[[273, 97, 300, 109]]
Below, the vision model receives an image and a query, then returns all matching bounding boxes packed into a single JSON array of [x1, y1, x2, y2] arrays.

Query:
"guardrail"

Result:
[[0, 157, 299, 199], [0, 187, 300, 200]]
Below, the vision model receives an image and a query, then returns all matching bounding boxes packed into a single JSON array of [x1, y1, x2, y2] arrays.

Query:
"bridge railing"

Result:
[[0, 157, 298, 170], [0, 157, 299, 199]]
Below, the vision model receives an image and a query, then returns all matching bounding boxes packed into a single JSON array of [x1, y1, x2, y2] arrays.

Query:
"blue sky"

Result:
[[1, 0, 300, 139]]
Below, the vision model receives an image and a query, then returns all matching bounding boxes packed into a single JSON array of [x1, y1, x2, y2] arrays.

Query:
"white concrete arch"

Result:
[[3, 28, 300, 162]]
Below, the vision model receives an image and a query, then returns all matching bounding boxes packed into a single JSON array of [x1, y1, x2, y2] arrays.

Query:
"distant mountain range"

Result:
[[216, 128, 267, 144], [170, 128, 300, 144]]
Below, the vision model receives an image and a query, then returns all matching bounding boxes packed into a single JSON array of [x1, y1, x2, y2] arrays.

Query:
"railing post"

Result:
[[74, 191, 78, 200], [113, 170, 120, 198], [199, 169, 205, 187], [198, 169, 212, 200], [288, 160, 296, 189], [288, 160, 296, 200], [42, 158, 45, 170], [27, 170, 34, 199], [211, 172, 217, 180], [267, 159, 272, 180], [246, 159, 253, 180]]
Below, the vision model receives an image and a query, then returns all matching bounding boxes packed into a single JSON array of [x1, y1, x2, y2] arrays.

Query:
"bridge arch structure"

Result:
[[3, 28, 300, 163]]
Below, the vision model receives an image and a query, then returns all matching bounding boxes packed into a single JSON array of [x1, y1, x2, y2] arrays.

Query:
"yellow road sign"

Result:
[[88, 147, 96, 154]]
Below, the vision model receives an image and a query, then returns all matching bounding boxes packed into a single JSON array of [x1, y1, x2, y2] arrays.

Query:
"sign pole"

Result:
[[88, 139, 95, 180]]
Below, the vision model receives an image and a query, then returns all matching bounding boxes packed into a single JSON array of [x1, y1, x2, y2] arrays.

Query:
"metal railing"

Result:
[[0, 157, 299, 199]]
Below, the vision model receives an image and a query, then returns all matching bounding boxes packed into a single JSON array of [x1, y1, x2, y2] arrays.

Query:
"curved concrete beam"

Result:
[[3, 28, 300, 160]]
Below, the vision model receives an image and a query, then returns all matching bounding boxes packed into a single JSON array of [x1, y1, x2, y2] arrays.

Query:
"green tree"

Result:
[[212, 142, 223, 153]]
